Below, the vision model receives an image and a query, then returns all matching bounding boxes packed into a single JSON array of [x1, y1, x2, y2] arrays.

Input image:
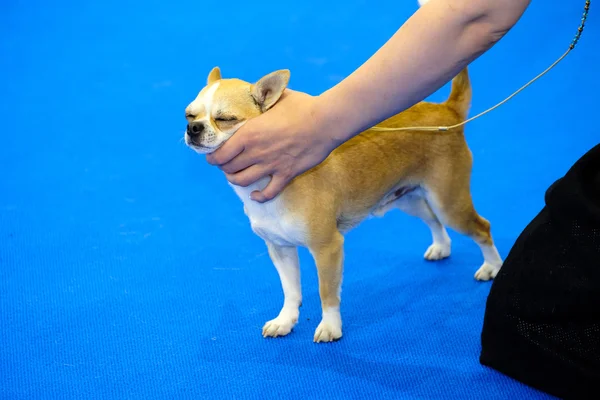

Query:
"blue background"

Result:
[[1, 0, 597, 398]]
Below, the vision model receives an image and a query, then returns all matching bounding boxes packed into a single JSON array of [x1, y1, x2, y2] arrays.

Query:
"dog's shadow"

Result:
[[193, 246, 539, 398]]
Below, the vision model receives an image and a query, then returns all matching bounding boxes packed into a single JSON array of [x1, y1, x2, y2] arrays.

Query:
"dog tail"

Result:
[[445, 67, 472, 120], [417, 0, 471, 119]]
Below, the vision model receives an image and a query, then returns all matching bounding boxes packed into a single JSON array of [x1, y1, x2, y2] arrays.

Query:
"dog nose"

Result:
[[187, 121, 204, 137]]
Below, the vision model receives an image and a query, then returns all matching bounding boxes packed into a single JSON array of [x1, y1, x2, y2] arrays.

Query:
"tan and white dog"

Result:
[[183, 65, 503, 343]]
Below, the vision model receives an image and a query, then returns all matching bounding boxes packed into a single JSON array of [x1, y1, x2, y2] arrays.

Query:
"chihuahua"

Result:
[[184, 65, 502, 343]]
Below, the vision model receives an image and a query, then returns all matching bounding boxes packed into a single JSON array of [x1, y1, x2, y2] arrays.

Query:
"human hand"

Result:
[[206, 89, 339, 202]]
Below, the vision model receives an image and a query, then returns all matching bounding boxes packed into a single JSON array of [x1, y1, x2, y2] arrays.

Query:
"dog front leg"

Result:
[[309, 232, 344, 343], [262, 242, 302, 338]]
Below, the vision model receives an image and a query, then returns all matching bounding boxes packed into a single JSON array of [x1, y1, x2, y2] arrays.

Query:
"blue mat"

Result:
[[1, 1, 598, 399]]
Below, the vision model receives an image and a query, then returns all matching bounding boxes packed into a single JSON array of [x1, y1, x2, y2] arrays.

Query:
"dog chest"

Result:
[[231, 182, 306, 246], [245, 203, 305, 247]]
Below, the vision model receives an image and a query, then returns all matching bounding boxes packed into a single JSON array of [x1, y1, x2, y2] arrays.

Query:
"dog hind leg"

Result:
[[395, 193, 452, 261]]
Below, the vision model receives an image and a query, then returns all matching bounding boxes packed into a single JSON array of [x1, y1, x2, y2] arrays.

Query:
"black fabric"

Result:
[[480, 143, 600, 400]]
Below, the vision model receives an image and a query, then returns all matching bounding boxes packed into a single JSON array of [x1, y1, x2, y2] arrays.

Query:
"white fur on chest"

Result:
[[230, 179, 307, 247]]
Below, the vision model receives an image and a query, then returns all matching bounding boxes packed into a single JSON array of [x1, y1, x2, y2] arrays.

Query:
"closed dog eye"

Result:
[[214, 116, 238, 122]]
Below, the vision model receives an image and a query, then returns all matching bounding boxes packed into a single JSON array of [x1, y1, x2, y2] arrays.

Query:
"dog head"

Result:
[[184, 67, 290, 154]]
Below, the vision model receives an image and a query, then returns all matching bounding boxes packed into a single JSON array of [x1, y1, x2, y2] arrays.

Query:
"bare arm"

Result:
[[207, 0, 531, 202], [316, 0, 531, 145]]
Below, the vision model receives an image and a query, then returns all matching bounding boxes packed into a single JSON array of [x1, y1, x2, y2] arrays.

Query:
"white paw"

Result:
[[313, 320, 342, 343], [474, 262, 501, 281], [424, 242, 451, 261], [262, 311, 298, 338]]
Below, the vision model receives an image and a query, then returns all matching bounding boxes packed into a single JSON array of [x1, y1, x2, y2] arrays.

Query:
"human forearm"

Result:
[[206, 0, 531, 202], [314, 0, 530, 144]]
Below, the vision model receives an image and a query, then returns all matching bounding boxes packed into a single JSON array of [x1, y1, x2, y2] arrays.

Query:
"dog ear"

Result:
[[207, 67, 221, 85], [251, 70, 290, 111]]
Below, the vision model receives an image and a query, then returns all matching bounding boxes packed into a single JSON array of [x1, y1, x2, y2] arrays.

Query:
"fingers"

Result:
[[219, 152, 255, 175], [225, 165, 271, 188], [251, 174, 290, 203], [206, 135, 245, 166]]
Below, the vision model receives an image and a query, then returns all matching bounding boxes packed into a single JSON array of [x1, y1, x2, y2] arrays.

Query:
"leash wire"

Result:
[[371, 0, 591, 133]]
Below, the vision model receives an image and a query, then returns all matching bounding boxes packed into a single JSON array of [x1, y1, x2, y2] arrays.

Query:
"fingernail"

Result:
[[250, 193, 263, 202]]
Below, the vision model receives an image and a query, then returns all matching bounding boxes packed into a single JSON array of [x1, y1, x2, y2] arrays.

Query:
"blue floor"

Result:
[[1, 1, 598, 399]]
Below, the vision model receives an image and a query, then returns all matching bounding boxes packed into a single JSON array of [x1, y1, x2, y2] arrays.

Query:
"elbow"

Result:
[[481, 0, 531, 37], [461, 0, 532, 47]]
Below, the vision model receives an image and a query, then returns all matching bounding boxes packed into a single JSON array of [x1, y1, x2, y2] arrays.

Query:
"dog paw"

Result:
[[424, 242, 451, 261], [313, 320, 342, 343], [474, 262, 501, 281], [262, 312, 298, 338]]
